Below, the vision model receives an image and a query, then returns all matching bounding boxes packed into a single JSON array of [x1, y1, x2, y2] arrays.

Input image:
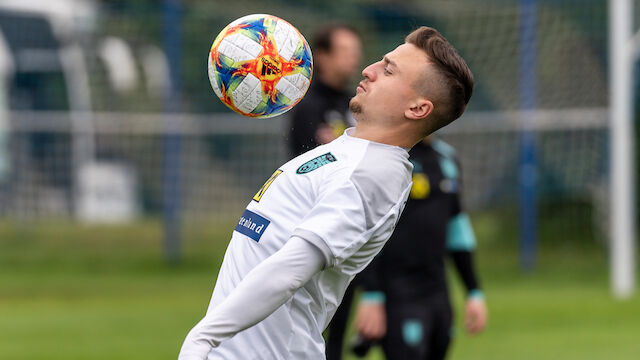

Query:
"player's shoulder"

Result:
[[280, 141, 349, 183], [359, 141, 411, 171], [350, 142, 412, 192], [290, 134, 412, 186]]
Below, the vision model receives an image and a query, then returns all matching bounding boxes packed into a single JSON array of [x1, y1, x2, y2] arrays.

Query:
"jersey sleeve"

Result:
[[443, 154, 482, 295], [452, 157, 465, 216], [178, 236, 325, 359], [446, 212, 476, 251], [292, 177, 370, 267]]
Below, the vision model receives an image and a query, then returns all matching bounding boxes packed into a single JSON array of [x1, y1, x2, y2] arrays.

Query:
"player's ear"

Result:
[[405, 98, 433, 120]]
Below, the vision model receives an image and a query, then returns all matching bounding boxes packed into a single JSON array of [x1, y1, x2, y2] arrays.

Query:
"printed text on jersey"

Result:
[[235, 209, 271, 242]]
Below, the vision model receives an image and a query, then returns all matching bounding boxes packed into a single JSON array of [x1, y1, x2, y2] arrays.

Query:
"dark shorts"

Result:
[[382, 294, 453, 360]]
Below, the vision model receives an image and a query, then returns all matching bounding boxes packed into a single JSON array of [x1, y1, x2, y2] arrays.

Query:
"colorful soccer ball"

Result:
[[208, 14, 313, 118]]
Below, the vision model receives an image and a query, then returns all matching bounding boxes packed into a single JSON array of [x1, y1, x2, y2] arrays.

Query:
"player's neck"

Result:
[[351, 122, 417, 149]]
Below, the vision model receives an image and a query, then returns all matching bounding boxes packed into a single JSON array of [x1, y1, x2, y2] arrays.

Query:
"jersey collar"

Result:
[[343, 128, 411, 153]]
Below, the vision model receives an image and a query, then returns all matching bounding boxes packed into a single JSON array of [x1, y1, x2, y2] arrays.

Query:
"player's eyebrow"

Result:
[[383, 56, 399, 72]]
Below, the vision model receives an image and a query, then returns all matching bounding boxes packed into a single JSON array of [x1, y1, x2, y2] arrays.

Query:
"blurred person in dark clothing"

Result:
[[353, 136, 488, 360], [288, 23, 362, 157]]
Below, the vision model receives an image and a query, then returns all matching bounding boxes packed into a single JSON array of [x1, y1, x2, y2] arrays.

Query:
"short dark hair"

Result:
[[312, 23, 360, 54], [405, 27, 474, 132]]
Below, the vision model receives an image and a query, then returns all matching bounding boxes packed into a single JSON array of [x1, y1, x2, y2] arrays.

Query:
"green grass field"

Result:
[[0, 213, 638, 360]]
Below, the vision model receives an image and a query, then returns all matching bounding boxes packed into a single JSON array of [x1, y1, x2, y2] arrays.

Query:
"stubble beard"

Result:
[[349, 97, 362, 114]]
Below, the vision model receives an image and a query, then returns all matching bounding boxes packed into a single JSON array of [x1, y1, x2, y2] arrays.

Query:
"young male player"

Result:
[[178, 26, 474, 360]]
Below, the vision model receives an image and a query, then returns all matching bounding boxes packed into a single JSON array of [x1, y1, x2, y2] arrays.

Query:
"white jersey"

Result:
[[206, 128, 412, 359]]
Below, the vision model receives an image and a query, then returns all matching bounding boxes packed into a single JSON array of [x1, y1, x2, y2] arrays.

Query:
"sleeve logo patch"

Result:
[[235, 209, 270, 242], [296, 152, 337, 174], [253, 169, 283, 202]]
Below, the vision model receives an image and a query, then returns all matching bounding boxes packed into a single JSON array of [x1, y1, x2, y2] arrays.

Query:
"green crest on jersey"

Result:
[[296, 153, 337, 174]]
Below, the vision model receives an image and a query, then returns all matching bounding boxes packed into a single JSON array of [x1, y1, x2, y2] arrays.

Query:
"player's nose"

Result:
[[362, 62, 377, 81]]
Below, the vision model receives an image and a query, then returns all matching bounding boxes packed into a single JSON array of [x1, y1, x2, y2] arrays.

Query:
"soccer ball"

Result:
[[208, 14, 313, 118]]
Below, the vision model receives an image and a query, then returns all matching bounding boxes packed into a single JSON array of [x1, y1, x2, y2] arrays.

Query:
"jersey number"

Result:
[[253, 169, 283, 202]]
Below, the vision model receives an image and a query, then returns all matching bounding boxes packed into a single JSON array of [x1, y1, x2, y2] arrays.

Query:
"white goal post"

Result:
[[609, 0, 637, 299]]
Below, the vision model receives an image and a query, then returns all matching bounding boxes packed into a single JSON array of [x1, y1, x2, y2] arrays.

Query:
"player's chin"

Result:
[[349, 98, 363, 114]]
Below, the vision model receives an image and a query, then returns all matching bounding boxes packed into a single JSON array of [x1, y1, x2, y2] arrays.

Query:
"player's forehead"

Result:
[[384, 43, 429, 74]]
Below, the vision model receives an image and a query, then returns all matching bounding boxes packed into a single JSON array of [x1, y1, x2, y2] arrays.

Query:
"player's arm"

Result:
[[447, 212, 480, 293], [178, 236, 329, 360], [446, 212, 488, 334], [355, 253, 387, 340]]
